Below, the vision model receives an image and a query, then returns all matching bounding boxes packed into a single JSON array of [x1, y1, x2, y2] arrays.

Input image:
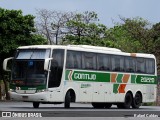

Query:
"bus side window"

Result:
[[136, 58, 145, 73], [125, 57, 135, 73], [73, 52, 81, 69], [66, 51, 82, 69], [146, 58, 155, 74], [66, 52, 73, 68], [97, 54, 110, 71], [82, 52, 96, 70], [111, 55, 124, 72]]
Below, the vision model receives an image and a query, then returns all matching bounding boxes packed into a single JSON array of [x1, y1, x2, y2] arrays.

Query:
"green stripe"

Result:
[[131, 75, 136, 83], [71, 71, 110, 82], [116, 74, 123, 83], [136, 75, 157, 84], [65, 70, 70, 80], [113, 84, 119, 93], [65, 70, 157, 84], [65, 70, 110, 82]]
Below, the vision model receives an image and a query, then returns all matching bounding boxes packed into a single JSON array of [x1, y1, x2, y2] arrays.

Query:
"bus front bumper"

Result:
[[9, 91, 49, 102]]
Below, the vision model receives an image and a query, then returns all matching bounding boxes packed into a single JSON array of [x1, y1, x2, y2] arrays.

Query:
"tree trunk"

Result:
[[3, 79, 10, 100]]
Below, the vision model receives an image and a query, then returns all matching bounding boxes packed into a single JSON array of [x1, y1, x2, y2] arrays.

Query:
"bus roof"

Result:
[[18, 45, 121, 52], [18, 45, 155, 59]]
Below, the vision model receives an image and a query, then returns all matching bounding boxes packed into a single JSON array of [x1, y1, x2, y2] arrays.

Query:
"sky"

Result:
[[0, 0, 160, 27]]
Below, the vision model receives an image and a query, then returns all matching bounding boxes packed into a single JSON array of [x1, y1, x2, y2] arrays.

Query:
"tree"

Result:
[[0, 8, 47, 99], [63, 11, 107, 45], [151, 22, 160, 73], [36, 9, 73, 44], [105, 24, 142, 52], [105, 17, 154, 53]]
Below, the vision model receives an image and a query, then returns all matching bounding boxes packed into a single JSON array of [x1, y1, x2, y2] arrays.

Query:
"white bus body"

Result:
[[3, 45, 157, 108]]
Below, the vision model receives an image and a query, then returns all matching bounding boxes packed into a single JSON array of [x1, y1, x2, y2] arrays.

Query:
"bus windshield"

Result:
[[11, 49, 50, 86]]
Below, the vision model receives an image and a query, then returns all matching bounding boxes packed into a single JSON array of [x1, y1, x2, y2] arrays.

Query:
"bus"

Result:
[[3, 45, 157, 109]]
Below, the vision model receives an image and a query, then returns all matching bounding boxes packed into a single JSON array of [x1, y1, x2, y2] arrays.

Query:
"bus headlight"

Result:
[[10, 89, 15, 92], [36, 89, 46, 93]]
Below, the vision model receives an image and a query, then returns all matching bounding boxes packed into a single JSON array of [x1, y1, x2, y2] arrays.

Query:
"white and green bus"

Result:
[[3, 45, 157, 109]]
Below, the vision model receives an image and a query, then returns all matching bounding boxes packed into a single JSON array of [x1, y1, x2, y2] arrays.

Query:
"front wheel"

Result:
[[64, 91, 71, 108], [33, 102, 40, 108]]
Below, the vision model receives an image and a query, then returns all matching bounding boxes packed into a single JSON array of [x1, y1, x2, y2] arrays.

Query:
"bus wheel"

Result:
[[33, 102, 40, 108], [132, 92, 142, 109], [92, 103, 105, 108], [104, 103, 112, 109], [123, 92, 132, 109], [64, 91, 71, 108]]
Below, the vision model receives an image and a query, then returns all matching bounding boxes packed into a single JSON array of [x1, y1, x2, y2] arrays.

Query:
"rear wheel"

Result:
[[33, 102, 40, 108], [117, 92, 132, 109], [132, 92, 142, 109], [64, 91, 71, 108]]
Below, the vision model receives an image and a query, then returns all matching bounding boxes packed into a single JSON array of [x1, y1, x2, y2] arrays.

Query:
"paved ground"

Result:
[[0, 101, 160, 120]]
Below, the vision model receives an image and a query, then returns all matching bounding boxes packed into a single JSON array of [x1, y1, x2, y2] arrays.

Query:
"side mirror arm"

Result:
[[3, 57, 14, 71], [44, 58, 53, 71]]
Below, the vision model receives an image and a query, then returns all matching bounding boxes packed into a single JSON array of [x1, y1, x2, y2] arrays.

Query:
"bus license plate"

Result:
[[22, 96, 28, 99]]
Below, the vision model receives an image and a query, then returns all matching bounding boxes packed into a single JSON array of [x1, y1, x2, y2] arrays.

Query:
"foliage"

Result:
[[35, 9, 73, 44], [105, 17, 154, 53], [62, 11, 108, 46], [0, 8, 47, 99]]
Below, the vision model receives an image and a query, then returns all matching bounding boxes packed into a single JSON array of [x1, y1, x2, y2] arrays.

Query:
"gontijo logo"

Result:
[[74, 73, 96, 80], [141, 77, 155, 83]]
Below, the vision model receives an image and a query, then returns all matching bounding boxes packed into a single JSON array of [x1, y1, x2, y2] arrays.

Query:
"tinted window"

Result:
[[125, 57, 136, 72], [136, 58, 145, 73], [66, 51, 82, 69], [97, 54, 110, 70], [146, 58, 155, 74], [82, 52, 96, 70], [48, 49, 64, 88], [111, 55, 124, 72], [16, 49, 50, 59]]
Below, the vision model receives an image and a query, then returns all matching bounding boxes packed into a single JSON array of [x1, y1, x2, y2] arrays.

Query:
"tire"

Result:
[[33, 102, 40, 108], [64, 91, 71, 108], [123, 92, 132, 109], [104, 103, 112, 109], [132, 92, 142, 109], [92, 103, 105, 108], [117, 93, 132, 109]]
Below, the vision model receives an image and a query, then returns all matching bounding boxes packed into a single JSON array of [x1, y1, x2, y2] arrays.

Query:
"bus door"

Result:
[[48, 49, 64, 101]]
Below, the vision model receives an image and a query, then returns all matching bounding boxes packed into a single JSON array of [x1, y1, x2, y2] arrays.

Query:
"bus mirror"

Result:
[[44, 58, 53, 71], [3, 57, 14, 72]]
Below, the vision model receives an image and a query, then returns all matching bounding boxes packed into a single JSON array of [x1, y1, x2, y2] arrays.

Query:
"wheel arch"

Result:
[[125, 90, 134, 100], [64, 88, 76, 102]]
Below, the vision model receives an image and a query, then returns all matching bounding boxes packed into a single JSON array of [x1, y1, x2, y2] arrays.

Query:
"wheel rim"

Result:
[[135, 94, 141, 105]]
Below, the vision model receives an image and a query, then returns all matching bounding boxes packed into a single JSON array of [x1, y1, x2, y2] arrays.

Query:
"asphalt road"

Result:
[[0, 101, 160, 120]]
